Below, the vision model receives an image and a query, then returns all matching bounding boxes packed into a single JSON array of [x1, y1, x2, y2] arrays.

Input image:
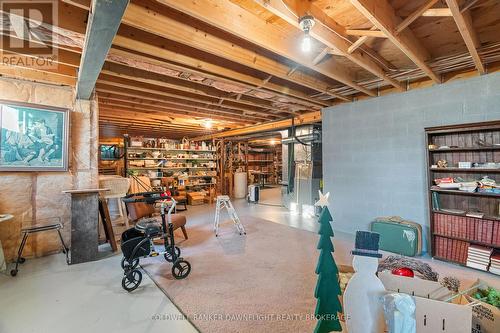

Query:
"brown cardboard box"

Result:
[[463, 279, 499, 333], [379, 272, 472, 333], [187, 192, 205, 205]]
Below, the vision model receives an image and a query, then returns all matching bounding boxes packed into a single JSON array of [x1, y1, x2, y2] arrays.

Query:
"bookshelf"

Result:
[[425, 121, 500, 274]]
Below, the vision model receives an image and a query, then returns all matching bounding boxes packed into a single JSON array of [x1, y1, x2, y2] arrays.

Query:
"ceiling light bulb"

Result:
[[302, 33, 312, 53], [203, 119, 213, 129], [298, 15, 315, 53], [270, 139, 277, 145]]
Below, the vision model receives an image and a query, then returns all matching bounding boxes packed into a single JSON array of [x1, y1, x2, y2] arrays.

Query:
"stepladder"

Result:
[[214, 195, 246, 236]]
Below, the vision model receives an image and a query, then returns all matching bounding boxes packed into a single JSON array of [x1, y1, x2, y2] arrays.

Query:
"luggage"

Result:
[[371, 216, 423, 257]]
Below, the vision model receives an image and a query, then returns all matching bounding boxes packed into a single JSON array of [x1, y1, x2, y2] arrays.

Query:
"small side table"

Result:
[[63, 188, 109, 264], [0, 214, 14, 272]]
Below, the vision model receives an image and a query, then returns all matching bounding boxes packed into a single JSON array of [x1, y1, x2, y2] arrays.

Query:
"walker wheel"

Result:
[[172, 259, 191, 279], [18, 257, 26, 264], [10, 269, 18, 277], [121, 269, 142, 292], [163, 246, 181, 263], [121, 257, 139, 270]]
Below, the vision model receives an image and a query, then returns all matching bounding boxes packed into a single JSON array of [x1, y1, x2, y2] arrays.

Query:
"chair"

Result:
[[124, 197, 188, 240], [99, 176, 131, 223]]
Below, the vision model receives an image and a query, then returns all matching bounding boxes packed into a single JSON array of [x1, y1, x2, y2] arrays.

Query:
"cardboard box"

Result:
[[187, 192, 205, 205], [379, 272, 472, 333], [463, 279, 499, 333]]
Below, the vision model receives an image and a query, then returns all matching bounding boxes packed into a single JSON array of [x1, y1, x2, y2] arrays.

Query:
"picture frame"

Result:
[[0, 100, 70, 172]]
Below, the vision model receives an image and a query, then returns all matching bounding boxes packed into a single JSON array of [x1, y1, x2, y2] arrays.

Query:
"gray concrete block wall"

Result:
[[322, 72, 500, 253]]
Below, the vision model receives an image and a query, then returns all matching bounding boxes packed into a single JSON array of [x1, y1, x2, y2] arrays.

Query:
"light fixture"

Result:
[[270, 139, 277, 145], [203, 119, 213, 129], [298, 15, 315, 53]]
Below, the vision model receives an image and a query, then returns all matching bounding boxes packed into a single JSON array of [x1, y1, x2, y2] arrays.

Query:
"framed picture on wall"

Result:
[[0, 100, 69, 171]]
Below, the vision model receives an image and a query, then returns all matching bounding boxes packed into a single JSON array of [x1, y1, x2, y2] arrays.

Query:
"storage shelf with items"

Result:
[[426, 121, 500, 275], [124, 136, 217, 200], [247, 145, 282, 187]]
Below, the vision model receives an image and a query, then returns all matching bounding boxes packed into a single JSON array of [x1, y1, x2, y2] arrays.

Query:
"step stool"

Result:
[[213, 195, 246, 237], [11, 222, 69, 276]]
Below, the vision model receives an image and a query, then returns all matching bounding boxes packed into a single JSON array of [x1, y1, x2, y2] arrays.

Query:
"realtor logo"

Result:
[[0, 0, 58, 68]]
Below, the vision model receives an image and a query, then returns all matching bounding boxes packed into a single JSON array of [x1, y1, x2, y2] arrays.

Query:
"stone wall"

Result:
[[322, 72, 500, 253], [0, 77, 99, 261]]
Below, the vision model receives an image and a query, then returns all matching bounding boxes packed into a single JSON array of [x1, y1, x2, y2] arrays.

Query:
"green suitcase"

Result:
[[371, 216, 422, 257]]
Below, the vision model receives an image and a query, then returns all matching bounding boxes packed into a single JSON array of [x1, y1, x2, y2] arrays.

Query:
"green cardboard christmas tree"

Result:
[[313, 191, 342, 333]]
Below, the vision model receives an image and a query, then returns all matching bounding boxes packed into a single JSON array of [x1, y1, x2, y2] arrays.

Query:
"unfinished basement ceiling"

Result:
[[0, 0, 499, 138]]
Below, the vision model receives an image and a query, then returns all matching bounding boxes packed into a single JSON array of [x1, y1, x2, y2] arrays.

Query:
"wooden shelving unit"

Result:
[[247, 145, 282, 187], [425, 121, 500, 274], [124, 137, 217, 193]]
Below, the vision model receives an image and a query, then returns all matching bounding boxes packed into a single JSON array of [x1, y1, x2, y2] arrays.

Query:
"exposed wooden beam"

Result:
[[0, 64, 76, 86], [396, 0, 440, 34], [95, 81, 279, 122], [422, 8, 453, 16], [312, 47, 332, 66], [99, 67, 292, 116], [96, 87, 267, 123], [446, 0, 485, 74], [192, 111, 321, 140], [99, 98, 267, 123], [59, 0, 351, 101], [345, 29, 387, 38], [109, 40, 328, 109], [258, 0, 404, 91], [349, 0, 441, 83], [76, 0, 129, 99], [105, 51, 300, 115], [347, 26, 377, 54], [460, 0, 481, 13], [139, 1, 360, 98]]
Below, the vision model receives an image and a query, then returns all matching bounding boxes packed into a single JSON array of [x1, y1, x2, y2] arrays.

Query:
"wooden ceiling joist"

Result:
[[446, 0, 485, 74], [345, 29, 387, 38], [349, 0, 441, 84], [396, 0, 440, 34], [76, 0, 129, 99], [421, 8, 453, 17], [108, 44, 328, 109], [98, 101, 262, 124], [97, 75, 285, 119], [100, 62, 296, 116], [122, 1, 354, 101], [97, 81, 282, 122], [347, 26, 377, 54], [0, 64, 76, 86], [98, 98, 268, 123], [95, 87, 268, 123], [98, 105, 249, 126], [99, 94, 263, 122], [257, 0, 404, 91], [192, 111, 321, 141]]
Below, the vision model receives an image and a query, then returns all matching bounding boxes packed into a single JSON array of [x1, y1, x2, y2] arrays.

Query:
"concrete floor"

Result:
[[1, 187, 498, 333]]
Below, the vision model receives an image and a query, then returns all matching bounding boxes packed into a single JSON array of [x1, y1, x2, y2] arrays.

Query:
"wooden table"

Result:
[[63, 189, 109, 264], [0, 214, 14, 272]]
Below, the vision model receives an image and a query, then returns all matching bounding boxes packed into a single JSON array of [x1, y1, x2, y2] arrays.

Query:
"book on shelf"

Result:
[[441, 208, 466, 214], [466, 244, 493, 270], [468, 244, 494, 255], [489, 267, 500, 275], [466, 261, 489, 271], [466, 211, 485, 218]]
